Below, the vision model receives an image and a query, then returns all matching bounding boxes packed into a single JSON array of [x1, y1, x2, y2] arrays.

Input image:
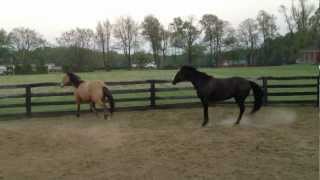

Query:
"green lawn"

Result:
[[0, 64, 318, 116], [0, 64, 317, 84]]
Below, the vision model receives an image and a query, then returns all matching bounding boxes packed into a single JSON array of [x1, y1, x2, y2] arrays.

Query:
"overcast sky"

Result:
[[0, 0, 318, 42]]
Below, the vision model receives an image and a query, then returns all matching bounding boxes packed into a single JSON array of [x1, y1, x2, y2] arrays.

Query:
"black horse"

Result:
[[172, 66, 264, 126]]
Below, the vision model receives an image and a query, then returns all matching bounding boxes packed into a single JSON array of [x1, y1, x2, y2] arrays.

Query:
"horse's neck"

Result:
[[72, 80, 85, 88], [189, 71, 212, 90]]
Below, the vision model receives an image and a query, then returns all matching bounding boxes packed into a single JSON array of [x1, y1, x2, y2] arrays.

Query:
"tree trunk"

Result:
[[209, 42, 214, 67], [128, 47, 132, 70], [162, 49, 166, 65], [188, 46, 192, 65], [102, 48, 107, 71]]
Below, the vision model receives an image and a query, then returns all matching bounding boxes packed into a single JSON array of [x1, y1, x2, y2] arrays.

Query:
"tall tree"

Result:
[[57, 28, 95, 70], [183, 16, 201, 65], [257, 10, 278, 42], [160, 26, 170, 63], [200, 14, 219, 66], [279, 5, 296, 35], [291, 0, 315, 32], [0, 29, 12, 64], [280, 0, 315, 33], [257, 10, 278, 64], [0, 29, 10, 48], [113, 16, 139, 69], [169, 17, 185, 61], [96, 20, 112, 70], [142, 15, 162, 68], [200, 14, 229, 66], [238, 18, 259, 65], [9, 27, 46, 63]]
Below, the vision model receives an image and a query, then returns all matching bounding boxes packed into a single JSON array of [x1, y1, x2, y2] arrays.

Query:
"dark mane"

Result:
[[67, 72, 84, 87], [182, 65, 212, 80]]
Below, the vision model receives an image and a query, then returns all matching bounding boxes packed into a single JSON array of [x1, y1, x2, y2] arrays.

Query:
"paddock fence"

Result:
[[0, 76, 319, 119]]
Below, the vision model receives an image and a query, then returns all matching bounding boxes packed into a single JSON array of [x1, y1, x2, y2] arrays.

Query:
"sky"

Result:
[[0, 0, 318, 43]]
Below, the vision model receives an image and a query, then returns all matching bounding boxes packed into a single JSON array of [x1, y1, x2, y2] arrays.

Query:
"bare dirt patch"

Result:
[[0, 107, 318, 180]]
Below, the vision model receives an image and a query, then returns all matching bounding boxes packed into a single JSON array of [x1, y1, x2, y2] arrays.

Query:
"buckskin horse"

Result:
[[61, 72, 114, 119], [172, 66, 264, 126]]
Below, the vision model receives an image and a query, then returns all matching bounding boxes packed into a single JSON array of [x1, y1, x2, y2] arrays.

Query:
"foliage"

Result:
[[142, 15, 162, 67], [0, 0, 318, 74]]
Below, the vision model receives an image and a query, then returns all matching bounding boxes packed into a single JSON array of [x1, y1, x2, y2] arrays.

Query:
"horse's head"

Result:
[[172, 65, 196, 85], [61, 72, 82, 88]]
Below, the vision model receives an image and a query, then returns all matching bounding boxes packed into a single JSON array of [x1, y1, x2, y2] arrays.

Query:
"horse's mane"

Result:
[[67, 72, 84, 87], [181, 65, 212, 80]]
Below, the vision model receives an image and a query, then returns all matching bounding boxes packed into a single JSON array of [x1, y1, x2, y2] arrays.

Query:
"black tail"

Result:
[[103, 87, 115, 114], [249, 81, 264, 114]]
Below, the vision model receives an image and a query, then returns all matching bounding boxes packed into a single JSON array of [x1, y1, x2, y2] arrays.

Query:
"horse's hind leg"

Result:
[[102, 103, 110, 120], [201, 98, 209, 127], [90, 102, 94, 112], [234, 98, 245, 125], [90, 102, 98, 116]]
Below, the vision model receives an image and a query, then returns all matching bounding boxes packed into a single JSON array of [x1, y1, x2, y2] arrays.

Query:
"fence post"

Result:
[[317, 76, 319, 107], [150, 80, 156, 108], [262, 77, 268, 106], [25, 85, 32, 116]]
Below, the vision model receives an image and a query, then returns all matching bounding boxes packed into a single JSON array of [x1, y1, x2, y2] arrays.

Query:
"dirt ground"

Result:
[[0, 106, 318, 180]]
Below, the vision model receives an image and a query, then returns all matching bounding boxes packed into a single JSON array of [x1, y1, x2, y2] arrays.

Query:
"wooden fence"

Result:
[[0, 76, 319, 118]]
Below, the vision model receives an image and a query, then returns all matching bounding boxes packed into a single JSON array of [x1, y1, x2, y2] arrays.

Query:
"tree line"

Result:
[[0, 0, 319, 73]]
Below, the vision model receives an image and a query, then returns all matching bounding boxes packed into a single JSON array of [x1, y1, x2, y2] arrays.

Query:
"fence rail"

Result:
[[0, 76, 319, 118]]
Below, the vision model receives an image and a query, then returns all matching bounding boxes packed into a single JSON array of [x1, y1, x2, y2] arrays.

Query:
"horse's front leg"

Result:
[[76, 103, 81, 117], [201, 98, 209, 127]]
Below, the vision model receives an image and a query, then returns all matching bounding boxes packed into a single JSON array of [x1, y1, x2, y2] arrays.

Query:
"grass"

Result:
[[0, 64, 317, 84], [0, 64, 318, 116]]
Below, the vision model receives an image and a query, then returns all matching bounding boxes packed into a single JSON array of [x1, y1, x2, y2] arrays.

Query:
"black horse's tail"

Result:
[[249, 81, 264, 114], [103, 86, 115, 114]]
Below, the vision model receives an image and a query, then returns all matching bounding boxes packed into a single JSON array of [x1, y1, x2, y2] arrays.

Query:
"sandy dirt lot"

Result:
[[0, 106, 318, 180]]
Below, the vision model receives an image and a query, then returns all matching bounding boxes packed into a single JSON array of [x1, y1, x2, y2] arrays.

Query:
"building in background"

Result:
[[298, 49, 320, 64]]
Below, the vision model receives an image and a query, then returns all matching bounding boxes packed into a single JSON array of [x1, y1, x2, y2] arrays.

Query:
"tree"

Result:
[[200, 14, 218, 66], [238, 18, 259, 65], [257, 10, 278, 42], [280, 0, 315, 33], [200, 14, 229, 66], [142, 15, 162, 68], [9, 27, 46, 63], [183, 16, 201, 65], [57, 28, 94, 49], [169, 17, 185, 61], [113, 16, 139, 69], [257, 10, 278, 65], [310, 6, 319, 31], [170, 16, 200, 65], [0, 29, 13, 65], [279, 5, 296, 35], [96, 20, 112, 70], [291, 0, 315, 32], [57, 28, 95, 71], [160, 26, 170, 63], [0, 29, 10, 48]]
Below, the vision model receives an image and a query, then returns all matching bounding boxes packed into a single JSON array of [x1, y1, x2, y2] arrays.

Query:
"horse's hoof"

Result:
[[233, 123, 239, 127], [104, 115, 108, 120]]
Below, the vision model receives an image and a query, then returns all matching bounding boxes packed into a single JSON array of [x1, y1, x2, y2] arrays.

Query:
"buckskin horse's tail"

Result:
[[103, 86, 115, 114], [249, 81, 264, 114]]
